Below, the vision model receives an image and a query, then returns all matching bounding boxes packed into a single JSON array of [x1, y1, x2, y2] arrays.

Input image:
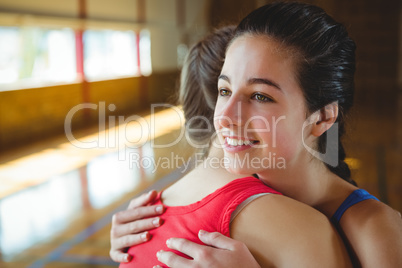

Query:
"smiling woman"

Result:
[[114, 22, 352, 268], [214, 35, 305, 175], [110, 2, 402, 268]]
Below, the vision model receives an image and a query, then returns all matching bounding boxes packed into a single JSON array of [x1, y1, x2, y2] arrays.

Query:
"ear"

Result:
[[311, 102, 339, 137]]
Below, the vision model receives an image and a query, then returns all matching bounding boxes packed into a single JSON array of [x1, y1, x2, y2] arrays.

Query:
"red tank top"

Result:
[[119, 176, 282, 268]]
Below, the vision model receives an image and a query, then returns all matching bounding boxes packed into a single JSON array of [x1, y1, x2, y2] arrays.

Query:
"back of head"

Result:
[[180, 25, 235, 147], [235, 2, 356, 184]]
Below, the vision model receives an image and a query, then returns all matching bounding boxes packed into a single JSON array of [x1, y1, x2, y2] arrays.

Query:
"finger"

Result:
[[166, 238, 207, 259], [128, 190, 158, 209], [110, 250, 132, 263], [394, 209, 401, 218], [112, 217, 163, 237], [156, 250, 193, 267], [113, 205, 164, 224], [112, 232, 150, 250], [198, 230, 237, 251]]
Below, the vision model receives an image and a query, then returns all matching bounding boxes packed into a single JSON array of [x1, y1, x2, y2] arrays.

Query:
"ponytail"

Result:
[[326, 142, 357, 186]]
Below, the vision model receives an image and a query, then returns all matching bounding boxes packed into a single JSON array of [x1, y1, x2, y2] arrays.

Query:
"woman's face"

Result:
[[214, 34, 309, 175]]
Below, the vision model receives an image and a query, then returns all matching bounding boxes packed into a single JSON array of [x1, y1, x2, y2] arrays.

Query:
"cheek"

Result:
[[214, 97, 221, 113], [272, 132, 300, 159], [213, 100, 225, 129], [267, 115, 305, 159], [213, 113, 221, 133]]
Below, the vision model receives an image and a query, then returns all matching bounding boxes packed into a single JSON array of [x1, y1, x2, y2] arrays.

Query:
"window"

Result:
[[139, 29, 152, 76], [0, 27, 19, 84], [83, 29, 152, 80], [0, 25, 152, 91], [0, 26, 76, 90], [84, 29, 139, 81]]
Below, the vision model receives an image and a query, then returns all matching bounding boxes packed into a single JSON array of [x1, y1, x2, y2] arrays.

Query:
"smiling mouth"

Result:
[[225, 137, 260, 146]]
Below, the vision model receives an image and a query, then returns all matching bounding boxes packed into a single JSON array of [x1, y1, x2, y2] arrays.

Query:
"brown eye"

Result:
[[219, 88, 231, 97], [252, 93, 273, 103]]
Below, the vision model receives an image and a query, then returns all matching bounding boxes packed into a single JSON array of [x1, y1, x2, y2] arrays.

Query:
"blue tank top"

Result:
[[331, 189, 379, 225]]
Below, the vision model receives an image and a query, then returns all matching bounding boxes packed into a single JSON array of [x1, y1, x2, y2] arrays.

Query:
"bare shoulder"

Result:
[[230, 194, 351, 268], [341, 200, 402, 267], [342, 199, 402, 227]]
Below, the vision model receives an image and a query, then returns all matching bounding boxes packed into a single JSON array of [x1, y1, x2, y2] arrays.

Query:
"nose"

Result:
[[215, 97, 244, 129]]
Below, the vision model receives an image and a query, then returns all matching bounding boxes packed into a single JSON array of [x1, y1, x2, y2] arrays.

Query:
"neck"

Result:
[[258, 154, 357, 218], [190, 146, 241, 182], [161, 146, 240, 206]]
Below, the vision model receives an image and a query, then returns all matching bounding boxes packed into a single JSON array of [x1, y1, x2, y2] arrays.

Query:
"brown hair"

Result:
[[179, 25, 235, 147]]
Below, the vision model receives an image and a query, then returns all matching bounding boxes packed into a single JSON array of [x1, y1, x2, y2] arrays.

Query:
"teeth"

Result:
[[226, 138, 253, 146]]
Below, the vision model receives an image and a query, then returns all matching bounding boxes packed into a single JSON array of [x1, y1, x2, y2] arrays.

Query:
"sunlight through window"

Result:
[[140, 29, 152, 76], [0, 27, 76, 91], [84, 30, 139, 81]]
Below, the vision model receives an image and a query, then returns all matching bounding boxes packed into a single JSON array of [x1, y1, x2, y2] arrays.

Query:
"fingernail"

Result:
[[152, 218, 161, 227], [199, 230, 206, 236], [166, 238, 171, 246], [156, 205, 163, 213], [141, 232, 149, 241], [124, 254, 132, 262], [156, 250, 163, 258]]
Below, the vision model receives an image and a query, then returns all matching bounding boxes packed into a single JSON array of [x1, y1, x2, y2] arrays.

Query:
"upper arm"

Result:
[[341, 200, 402, 268], [230, 194, 352, 268]]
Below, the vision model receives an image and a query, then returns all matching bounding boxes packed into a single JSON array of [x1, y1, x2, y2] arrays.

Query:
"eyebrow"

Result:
[[248, 78, 281, 91], [218, 74, 282, 91], [218, 74, 230, 83]]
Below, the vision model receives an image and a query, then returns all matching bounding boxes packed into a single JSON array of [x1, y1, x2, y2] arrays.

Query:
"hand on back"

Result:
[[110, 190, 164, 263], [154, 230, 261, 268]]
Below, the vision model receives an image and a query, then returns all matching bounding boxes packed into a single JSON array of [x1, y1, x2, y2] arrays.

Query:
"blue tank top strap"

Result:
[[331, 189, 379, 225]]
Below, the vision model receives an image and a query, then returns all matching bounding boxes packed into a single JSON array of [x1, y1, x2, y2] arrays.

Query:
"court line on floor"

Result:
[[28, 165, 188, 268]]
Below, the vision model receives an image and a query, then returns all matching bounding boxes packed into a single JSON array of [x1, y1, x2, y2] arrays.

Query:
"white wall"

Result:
[[146, 0, 209, 72]]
